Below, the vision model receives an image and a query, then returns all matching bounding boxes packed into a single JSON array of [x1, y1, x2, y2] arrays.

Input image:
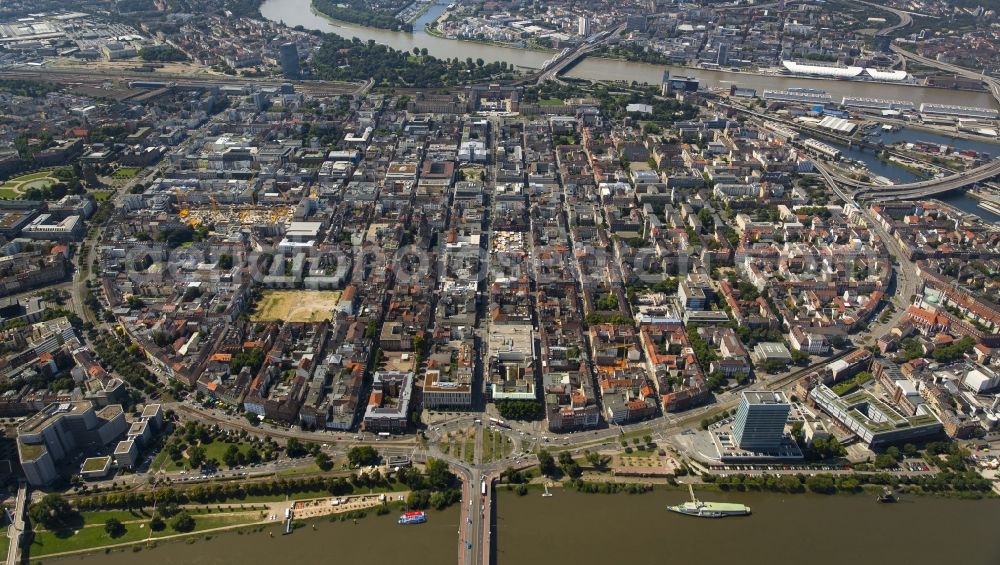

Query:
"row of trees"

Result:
[[93, 331, 158, 393], [496, 400, 544, 421], [703, 467, 992, 495], [311, 35, 517, 88], [138, 46, 189, 62], [69, 458, 463, 515], [567, 479, 653, 494], [312, 0, 412, 31], [0, 79, 60, 98]]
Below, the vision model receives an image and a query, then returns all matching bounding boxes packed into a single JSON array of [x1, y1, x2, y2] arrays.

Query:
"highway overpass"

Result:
[[843, 159, 1000, 200]]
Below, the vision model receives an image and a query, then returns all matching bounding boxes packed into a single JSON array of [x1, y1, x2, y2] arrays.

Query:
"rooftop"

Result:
[[742, 391, 788, 405]]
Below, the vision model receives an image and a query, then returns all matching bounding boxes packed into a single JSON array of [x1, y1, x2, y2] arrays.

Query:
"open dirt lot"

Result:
[[251, 290, 342, 322]]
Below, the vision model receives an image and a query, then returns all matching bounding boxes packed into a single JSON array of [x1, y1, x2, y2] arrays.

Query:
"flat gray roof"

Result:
[[743, 391, 789, 405]]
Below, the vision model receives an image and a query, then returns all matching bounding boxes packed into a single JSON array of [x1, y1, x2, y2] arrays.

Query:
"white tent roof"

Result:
[[782, 60, 864, 77], [865, 68, 908, 81]]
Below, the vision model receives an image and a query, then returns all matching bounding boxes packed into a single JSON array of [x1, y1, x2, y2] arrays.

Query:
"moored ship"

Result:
[[668, 500, 751, 518], [398, 511, 427, 525]]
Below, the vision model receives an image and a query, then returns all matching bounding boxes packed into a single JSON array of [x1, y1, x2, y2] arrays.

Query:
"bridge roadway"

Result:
[[865, 1, 913, 38], [890, 45, 1000, 107], [527, 21, 628, 84], [5, 482, 27, 565], [720, 102, 1000, 201], [847, 158, 1000, 200]]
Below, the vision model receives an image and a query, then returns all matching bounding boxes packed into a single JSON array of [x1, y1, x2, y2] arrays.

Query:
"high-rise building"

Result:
[[279, 42, 300, 79], [717, 43, 729, 66], [578, 16, 592, 36], [17, 401, 127, 486], [732, 391, 790, 451], [625, 15, 647, 33]]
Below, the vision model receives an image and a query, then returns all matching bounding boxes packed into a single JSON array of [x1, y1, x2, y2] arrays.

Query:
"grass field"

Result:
[[251, 290, 342, 322], [18, 171, 54, 181], [156, 440, 256, 472], [28, 509, 264, 557], [0, 170, 58, 198], [112, 167, 141, 179]]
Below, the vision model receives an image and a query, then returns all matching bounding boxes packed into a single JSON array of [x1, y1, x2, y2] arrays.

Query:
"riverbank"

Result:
[[404, 1, 434, 25], [31, 492, 418, 560], [423, 22, 557, 53], [47, 505, 462, 565], [587, 51, 997, 96], [29, 507, 269, 560]]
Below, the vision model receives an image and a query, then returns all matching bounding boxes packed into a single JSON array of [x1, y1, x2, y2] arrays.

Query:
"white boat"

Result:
[[667, 500, 750, 518]]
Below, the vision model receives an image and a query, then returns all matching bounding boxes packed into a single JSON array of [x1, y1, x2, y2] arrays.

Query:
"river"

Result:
[[495, 489, 1000, 565], [50, 490, 1000, 565], [260, 0, 998, 108]]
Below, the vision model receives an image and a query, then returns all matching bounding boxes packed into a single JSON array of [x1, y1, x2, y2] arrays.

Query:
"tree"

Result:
[[347, 446, 380, 467], [104, 517, 126, 538], [805, 475, 836, 494], [537, 449, 557, 476], [286, 438, 306, 457], [316, 452, 333, 471], [406, 490, 430, 510], [183, 286, 203, 301], [496, 400, 544, 421], [188, 445, 206, 469], [28, 494, 78, 531], [170, 511, 195, 532], [790, 349, 810, 366], [810, 436, 845, 460], [230, 348, 265, 375], [223, 444, 241, 468], [425, 458, 453, 490], [149, 515, 165, 531], [585, 451, 608, 470], [875, 454, 898, 470]]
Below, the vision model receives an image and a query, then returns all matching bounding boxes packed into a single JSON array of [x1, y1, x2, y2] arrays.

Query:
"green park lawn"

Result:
[[0, 170, 58, 199], [112, 167, 141, 179], [30, 522, 150, 557], [157, 440, 256, 472], [29, 509, 263, 557]]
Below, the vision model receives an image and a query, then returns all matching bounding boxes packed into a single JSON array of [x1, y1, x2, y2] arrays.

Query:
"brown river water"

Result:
[[50, 489, 1000, 565]]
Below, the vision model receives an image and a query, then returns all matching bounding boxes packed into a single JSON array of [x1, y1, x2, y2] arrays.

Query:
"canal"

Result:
[[495, 489, 1000, 565], [261, 0, 998, 108]]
